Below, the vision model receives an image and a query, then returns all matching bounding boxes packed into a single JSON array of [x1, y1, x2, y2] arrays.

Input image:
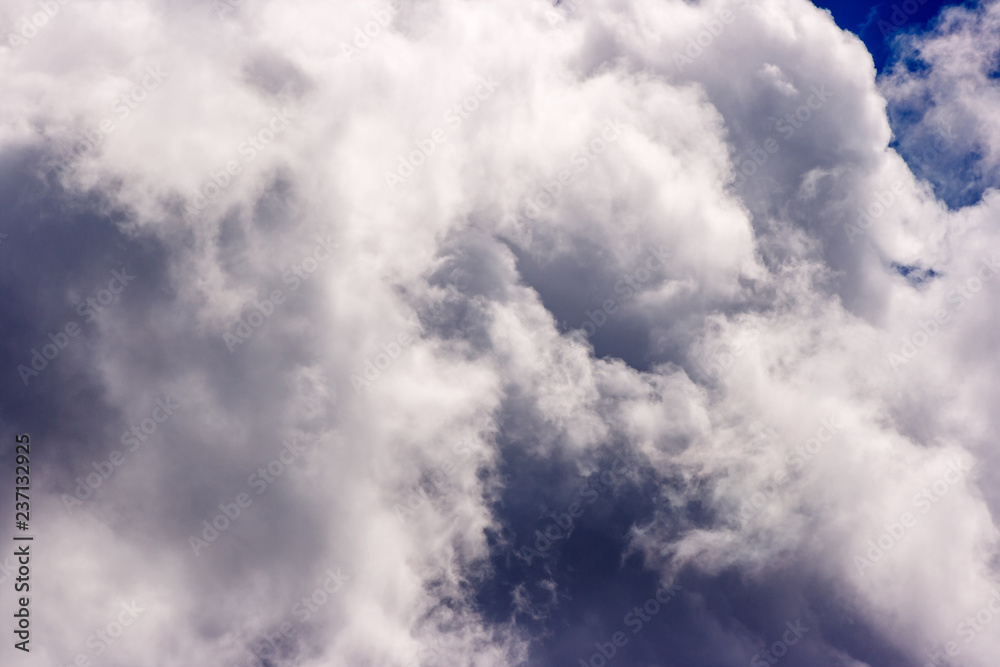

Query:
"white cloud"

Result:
[[1, 0, 999, 665]]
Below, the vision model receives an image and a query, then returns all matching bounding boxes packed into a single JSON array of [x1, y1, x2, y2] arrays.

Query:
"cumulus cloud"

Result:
[[1, 0, 998, 666]]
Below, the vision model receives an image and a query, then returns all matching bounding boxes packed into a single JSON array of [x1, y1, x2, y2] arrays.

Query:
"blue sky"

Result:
[[814, 0, 971, 71]]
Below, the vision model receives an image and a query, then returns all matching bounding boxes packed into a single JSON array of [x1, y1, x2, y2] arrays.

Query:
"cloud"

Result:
[[1, 0, 998, 666]]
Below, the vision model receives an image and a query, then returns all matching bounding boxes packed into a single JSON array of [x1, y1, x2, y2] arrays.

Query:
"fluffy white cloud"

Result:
[[1, 0, 998, 666]]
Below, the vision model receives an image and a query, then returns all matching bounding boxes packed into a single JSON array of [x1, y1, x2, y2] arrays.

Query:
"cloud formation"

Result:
[[1, 0, 998, 666]]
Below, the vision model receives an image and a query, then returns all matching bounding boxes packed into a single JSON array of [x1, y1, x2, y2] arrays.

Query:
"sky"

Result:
[[1, 1, 1000, 666], [814, 0, 971, 71]]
